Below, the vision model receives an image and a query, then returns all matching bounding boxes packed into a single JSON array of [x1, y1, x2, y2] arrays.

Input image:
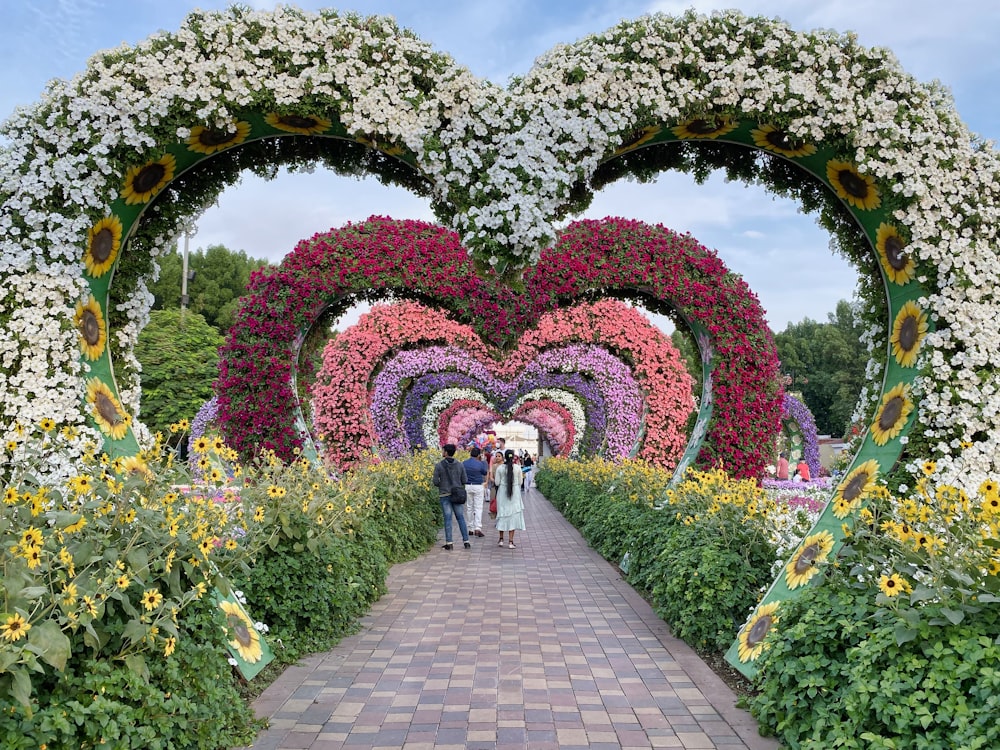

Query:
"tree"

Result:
[[147, 244, 269, 332], [774, 299, 867, 438], [135, 309, 224, 437]]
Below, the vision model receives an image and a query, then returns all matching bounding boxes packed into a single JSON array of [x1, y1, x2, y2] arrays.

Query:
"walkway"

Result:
[[240, 488, 779, 750]]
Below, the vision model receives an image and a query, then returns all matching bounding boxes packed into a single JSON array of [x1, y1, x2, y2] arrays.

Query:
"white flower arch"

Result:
[[2, 6, 998, 675]]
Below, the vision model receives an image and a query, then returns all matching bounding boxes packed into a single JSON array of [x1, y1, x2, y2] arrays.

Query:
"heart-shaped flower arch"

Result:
[[311, 299, 694, 471], [2, 6, 998, 676]]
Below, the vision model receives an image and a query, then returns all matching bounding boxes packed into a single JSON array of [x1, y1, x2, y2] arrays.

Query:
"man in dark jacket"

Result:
[[433, 443, 470, 550]]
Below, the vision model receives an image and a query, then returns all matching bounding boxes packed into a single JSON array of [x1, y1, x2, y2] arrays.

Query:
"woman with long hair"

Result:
[[495, 449, 525, 548]]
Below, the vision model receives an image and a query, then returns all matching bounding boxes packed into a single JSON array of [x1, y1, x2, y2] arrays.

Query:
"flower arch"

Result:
[[1, 6, 997, 676], [312, 299, 693, 471], [779, 394, 822, 480]]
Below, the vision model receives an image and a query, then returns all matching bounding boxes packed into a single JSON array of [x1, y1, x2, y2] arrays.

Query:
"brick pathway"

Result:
[[240, 488, 779, 749]]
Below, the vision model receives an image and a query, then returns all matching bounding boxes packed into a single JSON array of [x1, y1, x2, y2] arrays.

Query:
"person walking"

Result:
[[495, 449, 525, 549], [462, 446, 489, 537], [776, 453, 789, 480], [487, 451, 503, 520], [433, 443, 470, 550], [521, 452, 534, 490]]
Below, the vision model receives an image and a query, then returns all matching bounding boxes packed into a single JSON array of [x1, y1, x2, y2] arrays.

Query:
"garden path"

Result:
[[238, 488, 779, 750]]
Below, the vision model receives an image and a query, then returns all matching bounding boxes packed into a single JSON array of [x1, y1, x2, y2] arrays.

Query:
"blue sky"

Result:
[[2, 0, 998, 330]]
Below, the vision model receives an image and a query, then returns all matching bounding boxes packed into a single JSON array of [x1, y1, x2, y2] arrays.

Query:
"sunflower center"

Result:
[[766, 129, 801, 151], [883, 235, 908, 269], [132, 163, 167, 194], [95, 392, 123, 426], [878, 396, 904, 431], [277, 115, 319, 130], [837, 169, 869, 198], [81, 310, 101, 345], [686, 118, 722, 135], [229, 615, 252, 646], [898, 315, 918, 352], [841, 471, 871, 503], [747, 614, 773, 645], [198, 128, 238, 147], [793, 544, 819, 574], [90, 228, 114, 262]]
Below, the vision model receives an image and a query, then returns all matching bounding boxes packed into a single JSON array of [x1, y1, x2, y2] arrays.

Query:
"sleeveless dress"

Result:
[[494, 464, 525, 531]]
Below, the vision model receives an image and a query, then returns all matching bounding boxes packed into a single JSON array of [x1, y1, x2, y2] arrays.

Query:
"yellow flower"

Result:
[[21, 527, 43, 547], [832, 460, 879, 518], [264, 112, 332, 135], [827, 159, 880, 210], [671, 116, 738, 140], [199, 538, 214, 557], [875, 223, 915, 285], [121, 153, 176, 204], [74, 295, 107, 360], [219, 600, 263, 663], [61, 582, 79, 608], [3, 486, 18, 504], [737, 601, 780, 663], [116, 574, 130, 590], [141, 589, 164, 611], [920, 460, 937, 477], [750, 124, 817, 158], [164, 549, 176, 573], [267, 485, 283, 499], [86, 378, 130, 440], [878, 573, 911, 597], [613, 125, 662, 155], [185, 120, 251, 154], [785, 531, 836, 590], [84, 216, 123, 277], [870, 383, 914, 446], [224, 538, 238, 551], [253, 506, 265, 522], [192, 436, 210, 454], [891, 301, 928, 368], [164, 636, 177, 656], [1, 613, 31, 642], [38, 417, 56, 432], [82, 596, 99, 618]]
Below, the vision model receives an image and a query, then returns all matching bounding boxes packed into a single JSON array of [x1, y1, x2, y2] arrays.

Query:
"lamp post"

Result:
[[181, 228, 196, 309]]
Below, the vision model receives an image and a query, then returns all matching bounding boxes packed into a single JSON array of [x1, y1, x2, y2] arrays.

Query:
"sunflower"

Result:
[[86, 378, 130, 440], [192, 436, 210, 454], [878, 572, 911, 597], [186, 120, 251, 155], [71, 294, 107, 361], [784, 530, 835, 589], [613, 125, 662, 155], [832, 459, 880, 518], [120, 455, 153, 481], [750, 124, 817, 158], [121, 153, 176, 205], [3, 486, 18, 504], [82, 596, 99, 618], [116, 574, 130, 590], [21, 527, 43, 547], [264, 112, 332, 135], [253, 506, 266, 522], [826, 159, 880, 210], [671, 116, 738, 140], [84, 216, 123, 277], [1, 613, 31, 642], [870, 382, 914, 446], [889, 300, 928, 368], [736, 601, 780, 663], [141, 589, 164, 611], [219, 600, 263, 663], [354, 134, 406, 156], [874, 223, 916, 285], [164, 636, 177, 656]]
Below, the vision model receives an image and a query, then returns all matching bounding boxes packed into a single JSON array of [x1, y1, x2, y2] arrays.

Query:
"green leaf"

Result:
[[28, 620, 71, 671], [940, 607, 965, 625], [908, 585, 937, 604], [125, 653, 149, 682], [894, 624, 918, 646], [11, 669, 31, 706]]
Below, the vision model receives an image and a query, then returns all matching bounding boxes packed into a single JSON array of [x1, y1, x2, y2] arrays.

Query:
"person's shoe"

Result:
[[464, 541, 472, 549], [498, 539, 505, 547], [442, 543, 453, 551], [474, 530, 485, 537], [508, 542, 516, 549]]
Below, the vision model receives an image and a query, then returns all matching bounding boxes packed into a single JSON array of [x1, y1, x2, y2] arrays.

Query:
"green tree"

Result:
[[135, 309, 224, 437], [775, 299, 867, 438], [147, 244, 269, 332]]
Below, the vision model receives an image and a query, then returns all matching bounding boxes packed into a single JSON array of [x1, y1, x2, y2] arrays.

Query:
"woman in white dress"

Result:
[[495, 449, 525, 548]]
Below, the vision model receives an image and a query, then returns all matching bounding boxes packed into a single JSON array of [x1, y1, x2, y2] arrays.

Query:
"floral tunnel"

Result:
[[307, 298, 692, 470], [2, 6, 996, 679], [777, 394, 822, 481]]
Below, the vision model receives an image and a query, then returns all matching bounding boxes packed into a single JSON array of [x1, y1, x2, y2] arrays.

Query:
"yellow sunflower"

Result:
[[750, 124, 817, 158], [186, 120, 251, 155], [736, 601, 780, 663], [354, 134, 406, 156], [614, 125, 662, 155], [264, 112, 332, 135], [219, 600, 263, 663], [84, 216, 123, 277], [784, 530, 835, 589], [832, 459, 880, 518], [671, 116, 738, 140], [1, 613, 31, 642], [141, 589, 163, 611], [826, 159, 880, 210], [121, 153, 176, 205], [164, 636, 177, 656], [874, 222, 916, 285], [85, 378, 130, 440], [890, 301, 928, 368], [870, 382, 914, 446], [878, 572, 911, 597], [74, 295, 107, 360]]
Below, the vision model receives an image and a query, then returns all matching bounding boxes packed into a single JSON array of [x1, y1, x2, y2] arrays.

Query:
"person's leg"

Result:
[[508, 530, 516, 548], [440, 496, 453, 547], [471, 485, 484, 533], [454, 503, 469, 543]]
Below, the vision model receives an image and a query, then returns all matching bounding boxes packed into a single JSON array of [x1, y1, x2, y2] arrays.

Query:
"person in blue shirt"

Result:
[[462, 446, 489, 537]]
